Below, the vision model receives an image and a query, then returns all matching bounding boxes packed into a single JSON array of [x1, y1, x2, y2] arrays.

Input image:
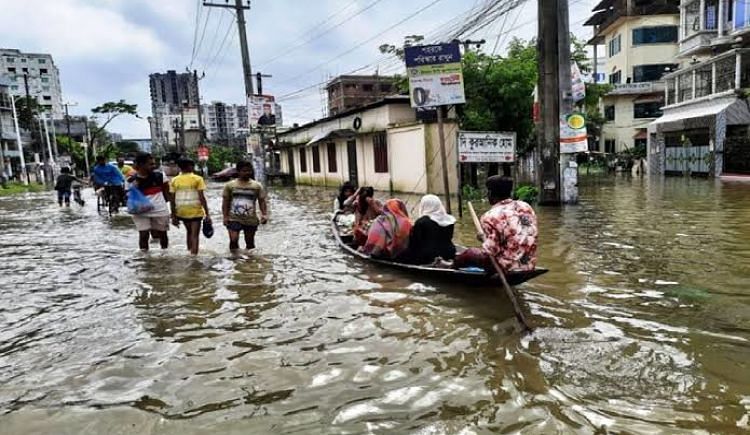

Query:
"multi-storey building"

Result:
[[648, 0, 750, 177], [586, 0, 680, 154], [149, 70, 199, 148], [326, 75, 397, 116], [0, 48, 64, 119]]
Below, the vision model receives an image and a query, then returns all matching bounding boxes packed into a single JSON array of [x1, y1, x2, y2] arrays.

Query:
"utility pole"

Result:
[[255, 72, 272, 96], [10, 94, 27, 185], [192, 69, 206, 145], [557, 0, 578, 204], [537, 0, 562, 204], [203, 0, 254, 97]]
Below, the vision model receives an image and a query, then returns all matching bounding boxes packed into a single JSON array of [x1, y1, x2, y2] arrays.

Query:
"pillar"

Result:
[[712, 61, 718, 94], [736, 52, 743, 89], [718, 0, 725, 34], [700, 0, 706, 30]]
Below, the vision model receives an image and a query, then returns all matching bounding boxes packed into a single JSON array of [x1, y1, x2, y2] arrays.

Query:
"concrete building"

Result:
[[149, 70, 199, 148], [202, 101, 248, 141], [586, 0, 680, 153], [277, 96, 458, 195], [0, 48, 64, 119], [326, 75, 397, 116], [0, 76, 21, 177], [648, 0, 750, 177], [154, 107, 201, 151]]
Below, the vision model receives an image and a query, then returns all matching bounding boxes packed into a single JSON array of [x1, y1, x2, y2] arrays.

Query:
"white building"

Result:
[[202, 101, 248, 141], [586, 1, 681, 154], [155, 107, 201, 150], [0, 48, 64, 119], [277, 96, 459, 195], [648, 0, 750, 177]]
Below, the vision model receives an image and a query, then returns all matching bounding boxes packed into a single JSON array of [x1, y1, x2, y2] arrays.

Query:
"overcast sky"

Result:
[[0, 0, 596, 138]]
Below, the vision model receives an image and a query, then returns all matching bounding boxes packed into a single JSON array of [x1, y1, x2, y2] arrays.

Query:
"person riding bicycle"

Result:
[[90, 155, 125, 204]]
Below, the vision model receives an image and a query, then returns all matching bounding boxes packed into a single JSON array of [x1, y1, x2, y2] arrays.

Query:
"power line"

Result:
[[189, 0, 203, 68], [193, 7, 213, 64], [203, 17, 237, 77], [200, 8, 228, 67]]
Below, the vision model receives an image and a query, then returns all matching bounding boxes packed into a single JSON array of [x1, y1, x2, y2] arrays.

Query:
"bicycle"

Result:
[[72, 184, 85, 206], [97, 184, 123, 216]]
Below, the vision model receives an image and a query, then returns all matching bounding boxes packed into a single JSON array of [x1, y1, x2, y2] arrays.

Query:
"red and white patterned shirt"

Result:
[[481, 199, 538, 271]]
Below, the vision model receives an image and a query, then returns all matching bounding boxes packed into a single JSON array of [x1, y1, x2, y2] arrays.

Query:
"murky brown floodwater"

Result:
[[1, 176, 749, 434]]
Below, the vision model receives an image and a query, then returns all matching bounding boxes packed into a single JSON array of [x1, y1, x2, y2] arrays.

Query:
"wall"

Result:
[[424, 121, 459, 195]]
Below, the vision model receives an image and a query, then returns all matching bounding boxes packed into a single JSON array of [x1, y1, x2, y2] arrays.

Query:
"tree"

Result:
[[89, 100, 138, 151], [115, 141, 141, 155]]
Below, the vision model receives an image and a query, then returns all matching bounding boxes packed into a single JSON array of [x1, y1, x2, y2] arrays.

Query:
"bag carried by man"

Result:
[[126, 187, 154, 215]]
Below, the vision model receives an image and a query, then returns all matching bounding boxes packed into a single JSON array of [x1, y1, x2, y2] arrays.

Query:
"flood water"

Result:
[[1, 176, 749, 434]]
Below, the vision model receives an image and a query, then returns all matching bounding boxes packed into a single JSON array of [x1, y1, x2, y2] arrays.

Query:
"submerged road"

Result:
[[0, 177, 749, 433]]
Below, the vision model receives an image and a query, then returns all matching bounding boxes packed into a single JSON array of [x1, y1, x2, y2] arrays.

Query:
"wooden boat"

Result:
[[332, 216, 548, 286]]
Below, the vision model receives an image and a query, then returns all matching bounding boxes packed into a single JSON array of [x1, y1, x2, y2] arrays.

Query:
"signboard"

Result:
[[248, 95, 277, 126], [609, 82, 654, 95], [457, 131, 516, 163], [571, 62, 586, 103], [404, 43, 466, 108], [560, 112, 588, 154], [197, 144, 210, 161]]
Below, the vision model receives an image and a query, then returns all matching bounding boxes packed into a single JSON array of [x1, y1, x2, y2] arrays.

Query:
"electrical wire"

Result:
[[189, 0, 203, 69]]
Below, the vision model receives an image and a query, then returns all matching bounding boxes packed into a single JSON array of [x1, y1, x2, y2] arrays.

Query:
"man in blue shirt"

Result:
[[91, 155, 126, 207]]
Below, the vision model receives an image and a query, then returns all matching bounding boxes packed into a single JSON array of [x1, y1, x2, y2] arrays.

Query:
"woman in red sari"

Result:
[[359, 199, 413, 260], [352, 187, 382, 246]]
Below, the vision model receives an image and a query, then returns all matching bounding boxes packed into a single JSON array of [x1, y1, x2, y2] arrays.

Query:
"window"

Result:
[[38, 59, 46, 64], [345, 83, 357, 89], [312, 145, 321, 173], [605, 139, 616, 153], [20, 58, 26, 63], [608, 34, 621, 57], [609, 70, 622, 84], [6, 57, 14, 63], [7, 67, 15, 73], [39, 68, 48, 74], [41, 77, 49, 83], [363, 84, 374, 92], [327, 143, 337, 172], [604, 105, 615, 121], [42, 86, 50, 91], [43, 95, 51, 101], [22, 67, 28, 73], [634, 101, 663, 119], [380, 83, 392, 92], [10, 85, 18, 90], [299, 148, 307, 172], [633, 64, 678, 82], [373, 132, 388, 173], [632, 26, 679, 44]]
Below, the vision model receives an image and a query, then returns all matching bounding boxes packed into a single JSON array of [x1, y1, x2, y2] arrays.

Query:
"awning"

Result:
[[306, 128, 356, 146], [650, 98, 750, 132]]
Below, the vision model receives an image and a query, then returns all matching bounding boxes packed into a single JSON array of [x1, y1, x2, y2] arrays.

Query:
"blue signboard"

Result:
[[404, 43, 462, 68]]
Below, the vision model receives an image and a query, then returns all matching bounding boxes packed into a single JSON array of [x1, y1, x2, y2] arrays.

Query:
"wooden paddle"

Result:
[[468, 202, 532, 332]]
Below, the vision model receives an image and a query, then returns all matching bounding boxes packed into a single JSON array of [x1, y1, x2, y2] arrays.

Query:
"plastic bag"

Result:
[[126, 187, 154, 215], [202, 217, 214, 238]]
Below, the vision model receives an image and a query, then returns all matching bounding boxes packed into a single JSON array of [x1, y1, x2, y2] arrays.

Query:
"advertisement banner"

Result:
[[197, 144, 210, 161], [571, 62, 586, 103], [560, 112, 588, 154], [404, 43, 466, 108], [248, 95, 277, 126], [458, 131, 516, 163]]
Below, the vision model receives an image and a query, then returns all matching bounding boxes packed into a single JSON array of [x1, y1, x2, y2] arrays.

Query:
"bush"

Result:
[[513, 184, 539, 203]]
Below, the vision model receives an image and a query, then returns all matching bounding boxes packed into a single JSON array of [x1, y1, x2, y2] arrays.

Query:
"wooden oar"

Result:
[[468, 202, 532, 332]]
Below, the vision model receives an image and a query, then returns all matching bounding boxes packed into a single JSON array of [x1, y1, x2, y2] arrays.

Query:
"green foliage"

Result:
[[378, 35, 425, 60], [0, 182, 46, 196], [513, 184, 539, 203], [191, 145, 245, 174], [461, 184, 484, 202], [460, 38, 538, 155], [13, 97, 47, 131], [56, 135, 88, 170], [89, 100, 139, 148], [115, 141, 141, 155]]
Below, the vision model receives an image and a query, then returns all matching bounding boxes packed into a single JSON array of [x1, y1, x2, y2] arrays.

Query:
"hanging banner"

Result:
[[571, 62, 586, 103], [197, 144, 210, 161], [457, 131, 516, 163], [248, 95, 277, 126], [404, 43, 466, 108], [560, 112, 588, 154]]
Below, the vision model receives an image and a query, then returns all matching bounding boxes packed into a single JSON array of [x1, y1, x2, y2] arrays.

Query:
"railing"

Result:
[[664, 49, 748, 107]]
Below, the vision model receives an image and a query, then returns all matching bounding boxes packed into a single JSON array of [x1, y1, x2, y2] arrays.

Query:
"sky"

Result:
[[0, 0, 597, 138]]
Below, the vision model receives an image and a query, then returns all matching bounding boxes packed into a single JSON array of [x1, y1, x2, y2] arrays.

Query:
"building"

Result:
[[585, 0, 680, 153], [0, 48, 64, 119], [121, 138, 153, 153], [52, 116, 88, 142], [154, 107, 201, 151], [648, 0, 750, 177], [277, 96, 459, 195], [326, 75, 397, 116], [0, 76, 21, 177], [149, 70, 199, 148], [202, 101, 248, 141]]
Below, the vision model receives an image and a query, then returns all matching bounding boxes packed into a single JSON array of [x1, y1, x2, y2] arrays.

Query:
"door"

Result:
[[347, 140, 358, 183], [286, 150, 294, 175]]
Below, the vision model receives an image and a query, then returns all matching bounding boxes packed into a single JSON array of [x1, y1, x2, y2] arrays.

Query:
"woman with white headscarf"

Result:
[[404, 194, 457, 265]]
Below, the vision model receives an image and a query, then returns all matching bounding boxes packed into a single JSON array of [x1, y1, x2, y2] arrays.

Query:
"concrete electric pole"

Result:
[[537, 0, 576, 205], [203, 0, 254, 97]]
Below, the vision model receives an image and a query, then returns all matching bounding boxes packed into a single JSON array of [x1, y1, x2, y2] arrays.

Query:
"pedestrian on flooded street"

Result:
[[54, 167, 85, 207], [129, 152, 172, 251], [222, 160, 268, 252], [170, 158, 211, 255]]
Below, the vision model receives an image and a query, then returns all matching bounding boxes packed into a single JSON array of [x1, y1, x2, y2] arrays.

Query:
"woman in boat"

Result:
[[359, 198, 413, 260], [403, 194, 457, 265], [333, 181, 356, 213], [352, 186, 382, 246]]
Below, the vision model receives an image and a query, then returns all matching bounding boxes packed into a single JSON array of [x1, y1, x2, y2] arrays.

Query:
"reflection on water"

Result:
[[1, 177, 749, 433]]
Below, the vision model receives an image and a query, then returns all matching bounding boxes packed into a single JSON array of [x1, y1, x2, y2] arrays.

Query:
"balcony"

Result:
[[663, 48, 750, 107]]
